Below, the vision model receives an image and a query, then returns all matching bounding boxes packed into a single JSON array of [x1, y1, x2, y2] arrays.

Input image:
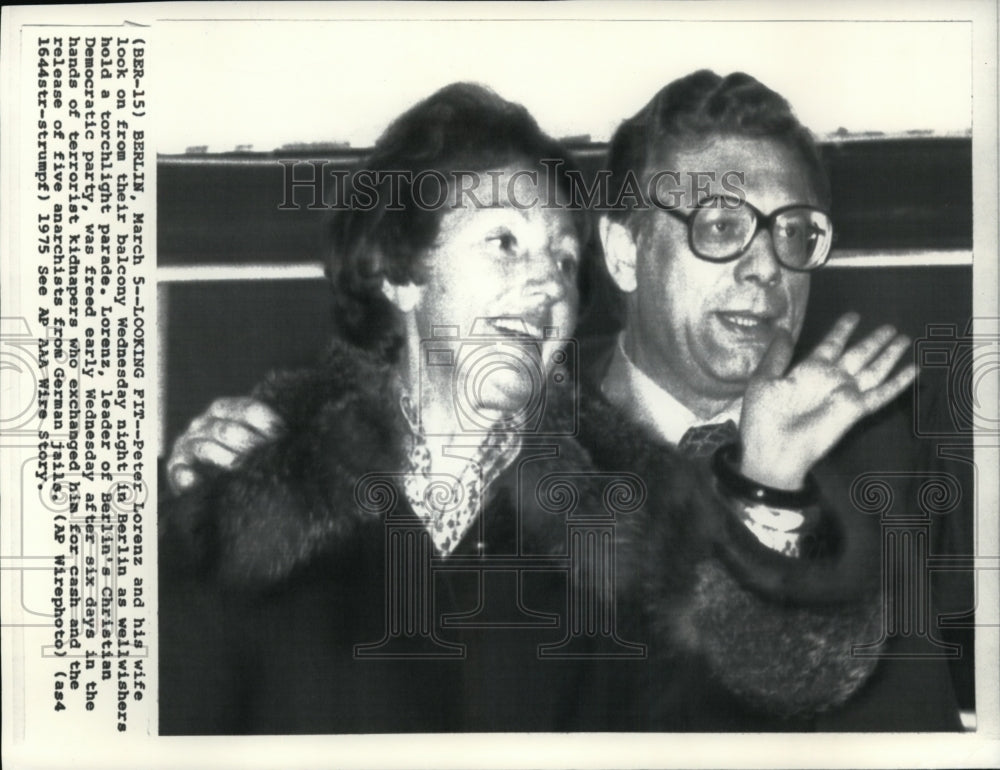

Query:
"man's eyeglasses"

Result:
[[662, 195, 834, 271]]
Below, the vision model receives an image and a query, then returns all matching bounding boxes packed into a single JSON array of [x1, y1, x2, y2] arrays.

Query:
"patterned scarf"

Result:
[[399, 394, 522, 556]]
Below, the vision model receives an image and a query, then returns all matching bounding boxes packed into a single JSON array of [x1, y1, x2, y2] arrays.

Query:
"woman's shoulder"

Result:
[[161, 341, 405, 591], [254, 341, 397, 430]]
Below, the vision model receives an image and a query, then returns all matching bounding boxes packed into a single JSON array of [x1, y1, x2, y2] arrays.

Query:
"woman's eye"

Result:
[[488, 231, 518, 252]]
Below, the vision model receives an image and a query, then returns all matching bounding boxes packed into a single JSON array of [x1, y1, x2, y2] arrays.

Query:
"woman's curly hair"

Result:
[[326, 82, 593, 361]]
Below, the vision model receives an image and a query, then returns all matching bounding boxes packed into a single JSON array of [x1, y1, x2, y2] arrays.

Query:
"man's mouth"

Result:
[[714, 311, 777, 338]]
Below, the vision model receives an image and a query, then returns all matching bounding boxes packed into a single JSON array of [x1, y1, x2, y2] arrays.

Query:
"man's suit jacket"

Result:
[[580, 333, 972, 731]]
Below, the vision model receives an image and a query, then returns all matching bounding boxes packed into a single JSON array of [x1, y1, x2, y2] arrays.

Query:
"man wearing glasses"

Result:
[[591, 70, 966, 729], [598, 71, 850, 512]]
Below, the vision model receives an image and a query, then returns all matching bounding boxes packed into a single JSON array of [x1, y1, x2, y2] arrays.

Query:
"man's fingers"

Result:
[[206, 396, 256, 419], [810, 312, 861, 363], [237, 402, 286, 437], [188, 439, 241, 470], [855, 335, 911, 392], [165, 414, 269, 495], [754, 327, 795, 380], [208, 417, 272, 454], [167, 464, 200, 495], [839, 325, 897, 375], [206, 397, 285, 437], [166, 439, 241, 494], [860, 363, 917, 415]]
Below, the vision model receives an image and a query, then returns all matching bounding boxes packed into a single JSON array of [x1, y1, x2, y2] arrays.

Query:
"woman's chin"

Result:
[[468, 379, 539, 423]]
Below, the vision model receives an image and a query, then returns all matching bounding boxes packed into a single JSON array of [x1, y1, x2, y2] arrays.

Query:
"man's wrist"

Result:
[[713, 443, 820, 509], [737, 452, 807, 491]]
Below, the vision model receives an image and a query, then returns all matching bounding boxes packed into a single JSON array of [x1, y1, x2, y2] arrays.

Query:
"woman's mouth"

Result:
[[485, 317, 545, 339]]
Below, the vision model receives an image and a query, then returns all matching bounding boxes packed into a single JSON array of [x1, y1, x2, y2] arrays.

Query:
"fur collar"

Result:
[[161, 341, 629, 589]]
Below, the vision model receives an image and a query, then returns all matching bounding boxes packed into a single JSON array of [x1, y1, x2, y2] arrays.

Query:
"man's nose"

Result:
[[734, 228, 782, 286]]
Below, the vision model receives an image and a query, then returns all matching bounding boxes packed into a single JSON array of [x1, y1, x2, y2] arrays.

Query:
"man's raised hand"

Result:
[[739, 312, 917, 490]]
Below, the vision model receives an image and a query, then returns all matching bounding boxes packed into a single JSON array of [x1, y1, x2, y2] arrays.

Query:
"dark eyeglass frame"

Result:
[[661, 195, 834, 272]]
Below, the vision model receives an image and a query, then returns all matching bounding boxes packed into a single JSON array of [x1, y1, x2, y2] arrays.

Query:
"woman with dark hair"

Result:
[[160, 82, 676, 733], [159, 82, 883, 735]]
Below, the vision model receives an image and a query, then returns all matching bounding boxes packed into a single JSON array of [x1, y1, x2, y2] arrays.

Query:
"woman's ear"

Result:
[[381, 279, 422, 313], [599, 216, 639, 294]]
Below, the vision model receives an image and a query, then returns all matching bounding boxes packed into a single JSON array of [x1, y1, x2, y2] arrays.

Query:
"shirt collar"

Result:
[[600, 332, 742, 445]]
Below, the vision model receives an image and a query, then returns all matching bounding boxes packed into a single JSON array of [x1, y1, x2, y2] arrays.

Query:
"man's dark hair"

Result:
[[605, 70, 831, 229], [327, 82, 592, 361]]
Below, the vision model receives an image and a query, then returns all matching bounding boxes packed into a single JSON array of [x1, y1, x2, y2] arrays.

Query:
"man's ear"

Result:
[[381, 279, 422, 313], [599, 215, 639, 293]]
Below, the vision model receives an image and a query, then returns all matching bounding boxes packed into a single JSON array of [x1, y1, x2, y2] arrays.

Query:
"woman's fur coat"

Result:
[[159, 341, 882, 733]]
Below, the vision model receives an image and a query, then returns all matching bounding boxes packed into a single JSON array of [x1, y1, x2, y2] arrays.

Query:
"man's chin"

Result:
[[703, 334, 772, 377], [700, 350, 763, 391]]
